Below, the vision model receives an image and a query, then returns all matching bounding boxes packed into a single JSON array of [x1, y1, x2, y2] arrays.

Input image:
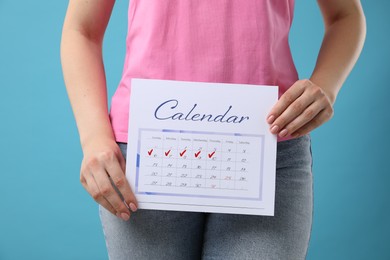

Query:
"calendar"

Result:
[[126, 79, 278, 215]]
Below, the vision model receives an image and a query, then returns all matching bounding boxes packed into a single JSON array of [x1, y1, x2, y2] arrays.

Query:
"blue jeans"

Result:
[[99, 135, 313, 260]]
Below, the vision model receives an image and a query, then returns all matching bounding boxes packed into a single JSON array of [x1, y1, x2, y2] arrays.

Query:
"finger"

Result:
[[81, 173, 117, 216], [269, 89, 316, 136], [290, 109, 331, 138], [266, 80, 309, 124], [91, 167, 131, 220], [277, 99, 323, 138], [105, 157, 138, 212]]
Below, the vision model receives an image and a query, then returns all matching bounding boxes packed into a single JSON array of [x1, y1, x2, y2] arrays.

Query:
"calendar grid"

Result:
[[135, 128, 265, 200]]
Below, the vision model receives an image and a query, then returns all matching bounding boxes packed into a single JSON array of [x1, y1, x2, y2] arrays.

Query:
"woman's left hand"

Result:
[[267, 79, 335, 139]]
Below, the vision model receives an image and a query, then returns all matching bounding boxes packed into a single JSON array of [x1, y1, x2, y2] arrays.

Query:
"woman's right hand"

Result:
[[80, 136, 137, 221]]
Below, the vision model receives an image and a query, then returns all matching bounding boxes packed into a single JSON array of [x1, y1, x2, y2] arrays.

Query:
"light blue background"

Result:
[[0, 1, 388, 259]]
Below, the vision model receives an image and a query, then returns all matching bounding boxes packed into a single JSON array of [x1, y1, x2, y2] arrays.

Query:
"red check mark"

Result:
[[165, 150, 171, 157], [208, 151, 216, 158], [147, 149, 153, 156], [194, 151, 201, 158], [179, 149, 187, 157]]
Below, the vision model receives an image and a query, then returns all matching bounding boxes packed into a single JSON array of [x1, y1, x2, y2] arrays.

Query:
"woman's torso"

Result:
[[110, 0, 298, 143]]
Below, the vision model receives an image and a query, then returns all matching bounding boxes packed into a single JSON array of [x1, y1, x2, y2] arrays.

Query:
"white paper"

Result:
[[126, 78, 278, 216]]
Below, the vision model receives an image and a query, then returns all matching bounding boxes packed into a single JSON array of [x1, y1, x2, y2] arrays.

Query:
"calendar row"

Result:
[[142, 154, 250, 165], [145, 148, 220, 159], [142, 169, 248, 181], [141, 176, 249, 191], [143, 162, 250, 172]]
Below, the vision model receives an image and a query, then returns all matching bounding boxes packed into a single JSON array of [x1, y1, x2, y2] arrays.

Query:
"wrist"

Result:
[[80, 126, 115, 152]]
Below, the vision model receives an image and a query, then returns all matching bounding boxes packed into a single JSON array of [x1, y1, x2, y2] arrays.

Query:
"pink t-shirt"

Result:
[[109, 0, 298, 143]]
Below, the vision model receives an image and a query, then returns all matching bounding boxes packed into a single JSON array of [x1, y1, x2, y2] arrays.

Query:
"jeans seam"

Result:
[[305, 134, 314, 260]]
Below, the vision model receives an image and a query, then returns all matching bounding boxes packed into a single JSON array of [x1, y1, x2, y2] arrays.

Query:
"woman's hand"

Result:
[[80, 136, 137, 221], [267, 79, 334, 139], [267, 0, 366, 139]]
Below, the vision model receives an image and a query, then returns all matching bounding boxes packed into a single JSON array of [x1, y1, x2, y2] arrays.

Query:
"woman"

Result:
[[61, 0, 366, 259]]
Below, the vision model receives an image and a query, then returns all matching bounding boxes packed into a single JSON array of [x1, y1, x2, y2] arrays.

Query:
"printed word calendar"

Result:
[[127, 79, 278, 215]]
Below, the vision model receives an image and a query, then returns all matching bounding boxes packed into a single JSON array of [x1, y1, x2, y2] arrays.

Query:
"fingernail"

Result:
[[120, 212, 130, 221], [129, 203, 138, 212], [267, 115, 275, 124], [279, 129, 288, 137], [270, 125, 279, 133]]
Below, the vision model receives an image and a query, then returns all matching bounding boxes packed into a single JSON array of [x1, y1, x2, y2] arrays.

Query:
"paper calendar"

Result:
[[126, 78, 278, 215]]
